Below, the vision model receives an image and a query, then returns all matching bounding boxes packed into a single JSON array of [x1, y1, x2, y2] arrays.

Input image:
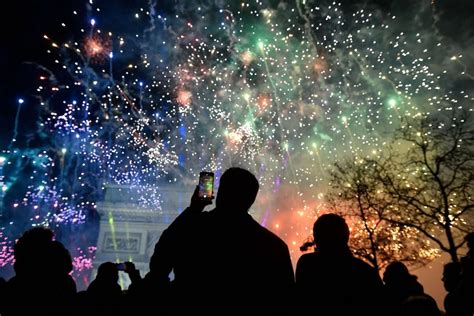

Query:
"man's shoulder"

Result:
[[204, 209, 289, 248], [246, 215, 289, 249], [297, 252, 376, 271], [350, 256, 377, 271], [297, 252, 321, 265], [348, 257, 383, 285]]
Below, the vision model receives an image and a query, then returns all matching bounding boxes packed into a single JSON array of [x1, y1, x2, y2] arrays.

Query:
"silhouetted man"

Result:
[[455, 232, 474, 315], [442, 262, 462, 316], [384, 261, 428, 316], [86, 262, 123, 315], [295, 213, 385, 316], [146, 167, 295, 315]]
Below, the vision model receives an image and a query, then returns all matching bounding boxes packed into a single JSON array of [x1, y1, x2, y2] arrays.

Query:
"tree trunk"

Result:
[[445, 224, 459, 263]]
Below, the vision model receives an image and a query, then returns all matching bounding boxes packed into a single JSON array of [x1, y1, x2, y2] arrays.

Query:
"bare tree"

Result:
[[326, 158, 438, 273], [380, 109, 474, 263]]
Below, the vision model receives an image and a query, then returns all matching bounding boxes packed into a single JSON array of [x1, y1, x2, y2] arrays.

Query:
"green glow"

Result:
[[388, 98, 397, 108], [107, 212, 123, 287]]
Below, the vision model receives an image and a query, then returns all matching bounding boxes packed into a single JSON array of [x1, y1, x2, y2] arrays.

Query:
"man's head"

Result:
[[383, 261, 410, 285], [442, 262, 461, 292], [312, 213, 350, 250], [215, 167, 259, 212], [97, 261, 119, 284], [13, 226, 55, 274]]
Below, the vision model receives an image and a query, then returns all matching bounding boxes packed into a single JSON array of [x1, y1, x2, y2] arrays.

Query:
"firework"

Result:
[[1, 0, 471, 277]]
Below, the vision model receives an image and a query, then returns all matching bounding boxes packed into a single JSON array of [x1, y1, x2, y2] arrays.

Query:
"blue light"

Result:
[[179, 124, 186, 137]]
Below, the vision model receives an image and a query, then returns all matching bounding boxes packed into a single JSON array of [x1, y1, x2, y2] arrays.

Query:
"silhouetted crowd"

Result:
[[0, 168, 473, 316]]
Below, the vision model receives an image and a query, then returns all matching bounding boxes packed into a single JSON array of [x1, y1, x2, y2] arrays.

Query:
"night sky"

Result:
[[1, 0, 473, 149]]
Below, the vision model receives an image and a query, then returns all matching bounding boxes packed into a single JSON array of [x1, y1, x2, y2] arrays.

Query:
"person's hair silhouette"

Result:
[[383, 261, 419, 285], [400, 295, 442, 316], [215, 167, 259, 211], [86, 262, 123, 315], [465, 232, 474, 251], [312, 213, 350, 250], [96, 262, 119, 284], [443, 262, 462, 292], [383, 261, 425, 316], [1, 226, 76, 316], [146, 167, 295, 315], [295, 213, 385, 316], [462, 232, 474, 275], [13, 226, 55, 275]]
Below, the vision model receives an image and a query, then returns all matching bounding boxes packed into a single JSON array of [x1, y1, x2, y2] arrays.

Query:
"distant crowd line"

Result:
[[0, 167, 473, 316]]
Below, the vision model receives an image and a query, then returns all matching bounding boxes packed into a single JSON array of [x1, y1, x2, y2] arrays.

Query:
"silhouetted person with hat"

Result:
[[383, 261, 425, 316], [146, 167, 295, 315], [295, 213, 385, 316]]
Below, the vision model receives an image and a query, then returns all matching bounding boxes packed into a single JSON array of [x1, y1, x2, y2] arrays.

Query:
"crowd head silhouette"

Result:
[[312, 213, 350, 250], [215, 167, 259, 212], [1, 168, 473, 316]]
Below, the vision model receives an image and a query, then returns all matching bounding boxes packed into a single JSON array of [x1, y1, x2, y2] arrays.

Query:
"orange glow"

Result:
[[313, 57, 328, 74], [253, 186, 327, 268], [176, 89, 192, 106], [256, 93, 271, 111], [83, 34, 112, 63], [241, 50, 254, 66], [226, 130, 243, 146], [177, 67, 194, 83]]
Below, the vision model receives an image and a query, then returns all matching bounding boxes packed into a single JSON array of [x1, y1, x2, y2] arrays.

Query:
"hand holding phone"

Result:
[[116, 262, 126, 271], [189, 171, 214, 211], [198, 171, 214, 201]]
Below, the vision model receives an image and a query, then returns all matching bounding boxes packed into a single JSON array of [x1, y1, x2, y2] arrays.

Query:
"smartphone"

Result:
[[198, 171, 214, 200], [116, 262, 126, 271]]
